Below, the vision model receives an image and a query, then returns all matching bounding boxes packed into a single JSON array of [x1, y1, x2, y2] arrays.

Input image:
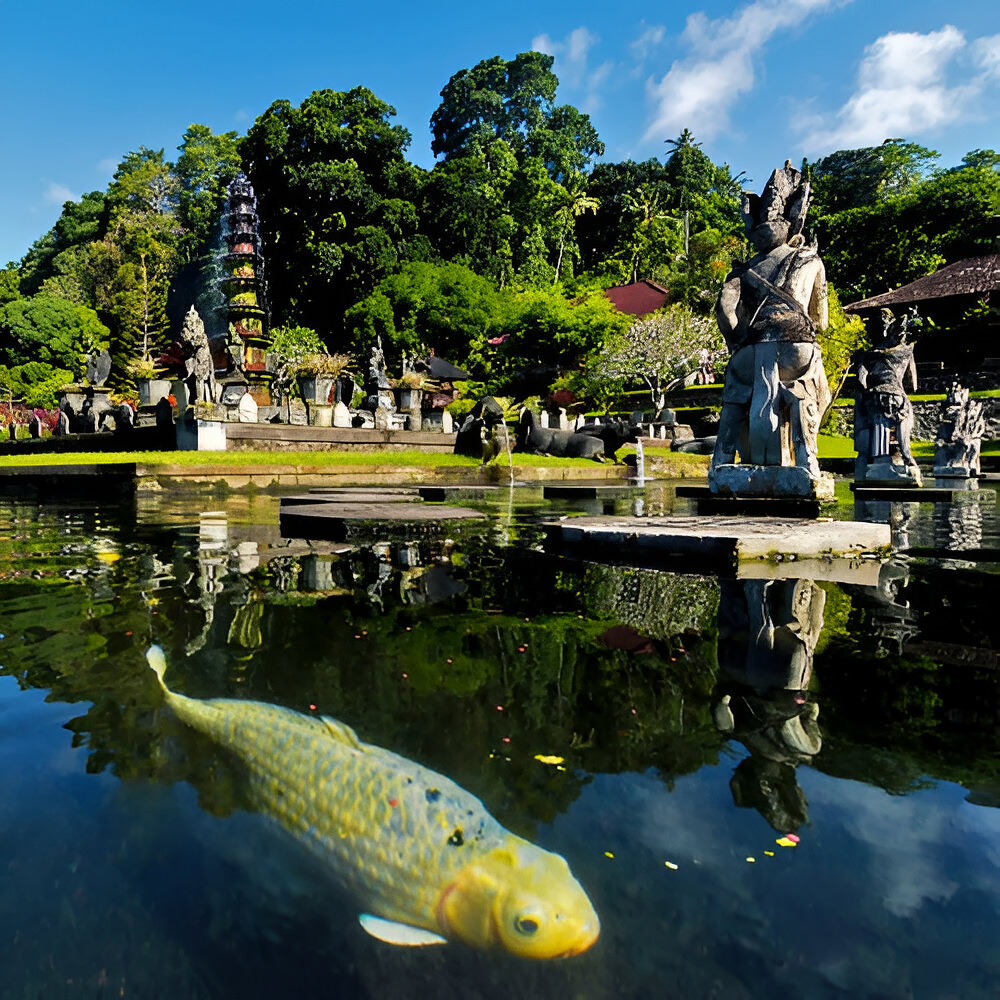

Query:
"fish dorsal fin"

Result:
[[358, 914, 447, 947], [320, 715, 364, 751]]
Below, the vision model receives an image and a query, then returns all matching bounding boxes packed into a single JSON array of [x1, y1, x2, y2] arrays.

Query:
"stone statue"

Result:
[[364, 337, 394, 413], [853, 308, 921, 485], [180, 306, 216, 404], [710, 163, 831, 499], [85, 349, 112, 387], [933, 382, 985, 478]]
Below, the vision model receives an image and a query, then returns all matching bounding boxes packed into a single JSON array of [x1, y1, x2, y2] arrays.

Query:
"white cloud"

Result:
[[96, 157, 117, 176], [971, 32, 1000, 81], [643, 0, 848, 143], [805, 25, 984, 156], [803, 26, 1000, 153], [631, 23, 666, 61], [531, 25, 614, 112], [42, 181, 76, 206]]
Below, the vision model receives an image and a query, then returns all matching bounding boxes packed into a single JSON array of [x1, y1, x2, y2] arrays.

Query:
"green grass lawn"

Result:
[[0, 449, 616, 469], [817, 434, 856, 459]]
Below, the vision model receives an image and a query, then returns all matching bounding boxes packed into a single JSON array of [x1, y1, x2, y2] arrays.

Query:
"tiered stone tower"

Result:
[[221, 173, 271, 404]]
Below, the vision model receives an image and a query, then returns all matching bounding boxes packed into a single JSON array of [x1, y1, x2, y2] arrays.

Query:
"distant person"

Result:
[[697, 347, 714, 385]]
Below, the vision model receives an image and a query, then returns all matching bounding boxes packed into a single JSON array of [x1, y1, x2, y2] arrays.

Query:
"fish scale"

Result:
[[162, 688, 505, 924], [147, 646, 599, 957]]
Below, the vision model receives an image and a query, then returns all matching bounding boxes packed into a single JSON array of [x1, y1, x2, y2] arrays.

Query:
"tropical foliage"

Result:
[[1, 52, 994, 408]]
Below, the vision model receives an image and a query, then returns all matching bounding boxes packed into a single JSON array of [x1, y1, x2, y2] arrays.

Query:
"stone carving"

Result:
[[364, 338, 396, 414], [933, 383, 985, 478], [853, 308, 921, 485], [455, 398, 511, 463], [85, 349, 112, 387], [180, 306, 217, 404], [710, 164, 831, 499]]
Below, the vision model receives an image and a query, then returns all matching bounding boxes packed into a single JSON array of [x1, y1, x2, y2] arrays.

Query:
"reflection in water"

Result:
[[2, 494, 1000, 997], [713, 579, 825, 831], [147, 646, 599, 959]]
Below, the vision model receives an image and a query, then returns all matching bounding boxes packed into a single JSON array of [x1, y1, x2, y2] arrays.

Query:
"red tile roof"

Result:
[[604, 280, 670, 316]]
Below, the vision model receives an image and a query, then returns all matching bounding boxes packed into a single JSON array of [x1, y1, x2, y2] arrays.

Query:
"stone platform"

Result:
[[544, 514, 891, 579], [280, 500, 485, 542]]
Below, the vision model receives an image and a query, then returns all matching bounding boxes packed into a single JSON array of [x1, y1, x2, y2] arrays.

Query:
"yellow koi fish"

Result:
[[147, 646, 599, 958]]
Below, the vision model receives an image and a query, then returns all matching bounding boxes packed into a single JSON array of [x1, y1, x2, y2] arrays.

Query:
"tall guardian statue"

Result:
[[710, 163, 832, 499]]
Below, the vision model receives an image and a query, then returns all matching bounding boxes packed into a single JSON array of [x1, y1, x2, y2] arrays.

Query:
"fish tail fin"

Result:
[[146, 645, 169, 691]]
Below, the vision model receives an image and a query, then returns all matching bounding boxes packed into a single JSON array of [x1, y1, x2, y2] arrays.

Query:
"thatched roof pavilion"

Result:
[[845, 254, 1000, 313]]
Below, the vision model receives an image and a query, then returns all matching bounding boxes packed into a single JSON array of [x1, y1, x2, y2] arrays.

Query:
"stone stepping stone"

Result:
[[280, 501, 484, 541], [544, 513, 890, 577]]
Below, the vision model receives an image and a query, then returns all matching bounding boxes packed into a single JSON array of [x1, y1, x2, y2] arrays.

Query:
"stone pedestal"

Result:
[[710, 464, 835, 501], [176, 417, 227, 451], [138, 379, 172, 407], [308, 403, 334, 427], [333, 402, 352, 427], [858, 455, 923, 487]]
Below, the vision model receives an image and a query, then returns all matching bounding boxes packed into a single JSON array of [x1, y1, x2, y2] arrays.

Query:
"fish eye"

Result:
[[514, 915, 540, 936]]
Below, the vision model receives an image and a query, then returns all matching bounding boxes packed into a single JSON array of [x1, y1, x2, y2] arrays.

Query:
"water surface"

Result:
[[1, 487, 998, 998]]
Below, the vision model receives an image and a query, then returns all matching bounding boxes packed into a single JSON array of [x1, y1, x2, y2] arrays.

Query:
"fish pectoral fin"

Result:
[[320, 715, 365, 750], [358, 914, 447, 947]]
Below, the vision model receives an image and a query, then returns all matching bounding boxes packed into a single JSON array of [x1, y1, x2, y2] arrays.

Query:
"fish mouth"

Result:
[[554, 921, 600, 958]]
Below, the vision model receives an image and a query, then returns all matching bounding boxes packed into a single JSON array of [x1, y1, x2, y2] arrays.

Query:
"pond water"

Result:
[[1, 484, 998, 999]]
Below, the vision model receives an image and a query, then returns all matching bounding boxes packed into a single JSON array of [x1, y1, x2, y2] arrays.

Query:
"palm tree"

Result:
[[551, 172, 600, 284]]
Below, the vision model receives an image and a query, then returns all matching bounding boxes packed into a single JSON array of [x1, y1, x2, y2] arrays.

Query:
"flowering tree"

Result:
[[582, 303, 723, 411]]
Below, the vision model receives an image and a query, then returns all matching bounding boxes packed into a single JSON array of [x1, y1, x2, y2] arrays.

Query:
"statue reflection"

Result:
[[713, 578, 824, 832]]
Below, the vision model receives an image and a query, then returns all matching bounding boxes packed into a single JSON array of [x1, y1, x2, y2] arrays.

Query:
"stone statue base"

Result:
[[709, 464, 835, 501], [858, 456, 922, 487], [932, 463, 978, 479]]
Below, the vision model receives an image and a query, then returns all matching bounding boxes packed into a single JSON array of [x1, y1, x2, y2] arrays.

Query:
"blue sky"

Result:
[[2, 0, 998, 266]]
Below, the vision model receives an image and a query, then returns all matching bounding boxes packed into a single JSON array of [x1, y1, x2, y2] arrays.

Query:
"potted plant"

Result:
[[292, 353, 355, 405], [126, 356, 172, 407], [392, 370, 437, 415]]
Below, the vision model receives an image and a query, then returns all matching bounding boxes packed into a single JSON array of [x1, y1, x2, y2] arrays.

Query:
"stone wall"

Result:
[[224, 423, 458, 453], [828, 398, 1000, 442], [911, 398, 1000, 442]]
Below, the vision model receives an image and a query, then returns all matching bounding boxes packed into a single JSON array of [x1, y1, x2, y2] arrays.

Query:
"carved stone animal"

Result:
[[575, 419, 641, 461], [515, 410, 605, 461], [673, 436, 718, 455]]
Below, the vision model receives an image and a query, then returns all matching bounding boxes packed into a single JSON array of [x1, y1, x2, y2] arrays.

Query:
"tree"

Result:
[[952, 149, 1000, 172], [0, 294, 109, 374], [579, 303, 721, 411], [620, 184, 681, 284], [0, 266, 20, 307], [344, 261, 503, 368], [551, 172, 599, 284], [107, 147, 180, 217], [805, 139, 939, 214], [242, 87, 422, 338], [430, 51, 603, 179], [812, 162, 1000, 301], [576, 159, 673, 276], [176, 124, 243, 257], [419, 143, 517, 286], [19, 191, 107, 296]]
